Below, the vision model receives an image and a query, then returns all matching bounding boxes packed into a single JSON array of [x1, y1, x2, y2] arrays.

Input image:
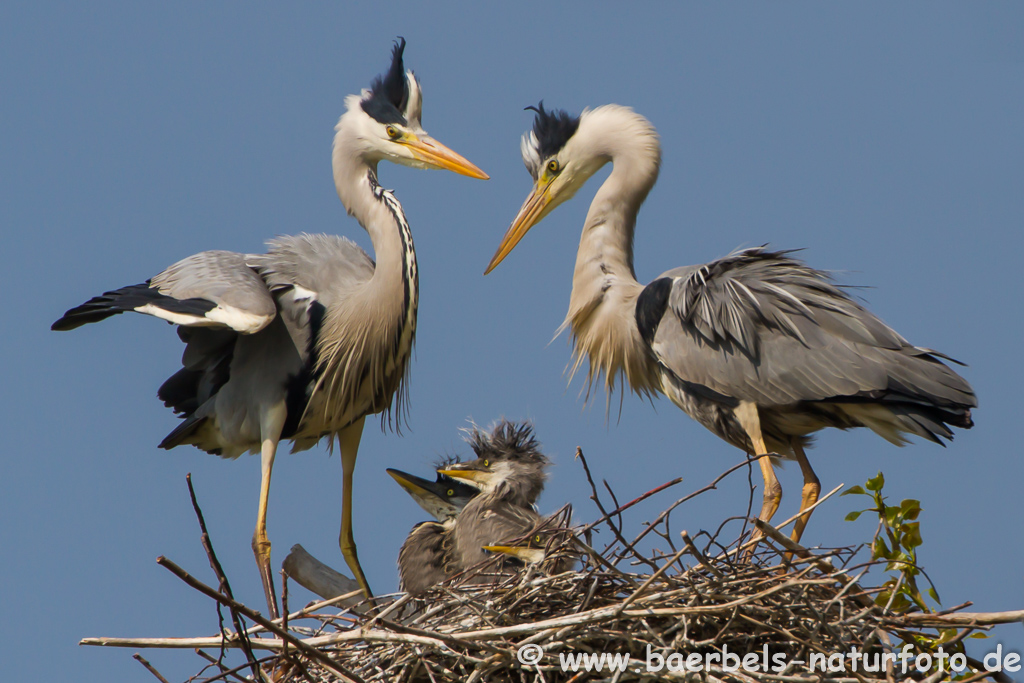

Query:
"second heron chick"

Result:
[[438, 420, 551, 572], [483, 517, 578, 576], [387, 468, 479, 595]]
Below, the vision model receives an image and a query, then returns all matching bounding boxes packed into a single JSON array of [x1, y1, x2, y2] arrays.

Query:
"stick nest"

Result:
[[89, 461, 1020, 683]]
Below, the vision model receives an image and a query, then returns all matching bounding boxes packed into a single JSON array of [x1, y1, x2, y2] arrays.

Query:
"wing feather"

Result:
[[651, 247, 976, 410]]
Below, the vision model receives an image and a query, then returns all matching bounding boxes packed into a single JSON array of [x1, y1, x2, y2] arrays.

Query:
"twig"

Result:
[[185, 474, 261, 681], [576, 447, 658, 572], [133, 653, 172, 683], [155, 555, 364, 683], [681, 530, 724, 579]]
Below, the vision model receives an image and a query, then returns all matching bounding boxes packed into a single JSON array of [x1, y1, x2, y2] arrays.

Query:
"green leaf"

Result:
[[969, 632, 990, 639], [902, 522, 923, 550], [890, 593, 913, 613], [884, 505, 901, 527], [872, 537, 891, 560], [845, 510, 863, 522], [927, 587, 942, 604], [900, 499, 922, 521], [866, 472, 885, 492], [841, 485, 866, 497]]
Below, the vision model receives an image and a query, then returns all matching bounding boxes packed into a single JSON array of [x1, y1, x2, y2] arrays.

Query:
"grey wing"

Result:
[[454, 501, 541, 569], [247, 233, 375, 354], [640, 247, 976, 412], [398, 523, 450, 595], [53, 250, 277, 334], [468, 504, 541, 549]]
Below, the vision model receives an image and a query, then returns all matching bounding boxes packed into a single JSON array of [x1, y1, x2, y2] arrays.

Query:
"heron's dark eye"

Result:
[[385, 125, 401, 139], [446, 489, 454, 497], [546, 159, 560, 175]]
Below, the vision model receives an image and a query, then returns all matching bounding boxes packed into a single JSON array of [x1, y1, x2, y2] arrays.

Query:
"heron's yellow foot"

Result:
[[252, 535, 279, 619], [340, 535, 373, 599], [744, 480, 782, 561]]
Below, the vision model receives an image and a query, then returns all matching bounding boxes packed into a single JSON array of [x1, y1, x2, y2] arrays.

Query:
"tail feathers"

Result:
[[159, 412, 216, 453], [884, 403, 973, 445], [158, 369, 201, 415], [52, 283, 216, 331]]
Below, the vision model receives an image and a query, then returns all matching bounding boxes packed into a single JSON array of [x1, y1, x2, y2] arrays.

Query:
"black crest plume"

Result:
[[362, 37, 409, 124], [526, 102, 580, 159]]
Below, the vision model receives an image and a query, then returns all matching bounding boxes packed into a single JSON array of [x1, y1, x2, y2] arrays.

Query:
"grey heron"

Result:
[[485, 103, 976, 546], [51, 39, 488, 614], [387, 468, 479, 595], [438, 420, 551, 574]]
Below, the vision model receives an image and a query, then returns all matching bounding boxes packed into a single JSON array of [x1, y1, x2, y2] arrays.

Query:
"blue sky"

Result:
[[3, 3, 1022, 681]]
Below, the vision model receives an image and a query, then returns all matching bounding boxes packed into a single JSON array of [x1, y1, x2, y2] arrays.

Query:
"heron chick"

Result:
[[438, 420, 551, 575], [486, 103, 976, 548], [483, 514, 578, 576], [387, 468, 479, 595]]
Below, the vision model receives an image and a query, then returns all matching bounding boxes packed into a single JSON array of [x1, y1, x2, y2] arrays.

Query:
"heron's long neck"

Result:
[[333, 153, 418, 306], [565, 110, 661, 399], [321, 137, 418, 426]]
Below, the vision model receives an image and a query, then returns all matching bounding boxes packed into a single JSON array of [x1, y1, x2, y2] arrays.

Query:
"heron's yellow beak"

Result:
[[404, 134, 490, 179], [484, 179, 554, 274], [386, 469, 432, 498], [436, 466, 494, 487], [483, 545, 545, 564]]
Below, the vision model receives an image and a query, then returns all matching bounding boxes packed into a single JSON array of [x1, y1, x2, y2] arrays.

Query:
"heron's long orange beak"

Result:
[[484, 181, 553, 274], [405, 135, 489, 179]]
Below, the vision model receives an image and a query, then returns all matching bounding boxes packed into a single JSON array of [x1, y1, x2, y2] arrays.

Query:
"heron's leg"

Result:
[[790, 440, 820, 546], [735, 402, 782, 529], [253, 402, 286, 620], [337, 416, 372, 599]]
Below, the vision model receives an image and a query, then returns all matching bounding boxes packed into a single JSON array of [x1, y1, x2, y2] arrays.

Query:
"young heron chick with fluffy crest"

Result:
[[485, 103, 975, 548], [52, 40, 488, 615], [438, 420, 551, 577]]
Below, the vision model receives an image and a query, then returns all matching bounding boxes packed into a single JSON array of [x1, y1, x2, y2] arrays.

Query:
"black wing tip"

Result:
[[526, 101, 581, 159], [362, 37, 410, 125], [50, 287, 150, 331]]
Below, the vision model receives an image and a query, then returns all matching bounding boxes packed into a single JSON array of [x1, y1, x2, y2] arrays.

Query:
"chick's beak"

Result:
[[437, 466, 494, 487]]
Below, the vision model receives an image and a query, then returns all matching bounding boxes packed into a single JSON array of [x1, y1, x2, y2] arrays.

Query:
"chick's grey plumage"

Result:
[[397, 522, 453, 595], [389, 468, 480, 595]]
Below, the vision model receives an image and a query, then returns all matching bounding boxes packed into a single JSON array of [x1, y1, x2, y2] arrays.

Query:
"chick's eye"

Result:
[[546, 159, 560, 174], [447, 489, 454, 497], [385, 125, 400, 139], [534, 535, 542, 543], [483, 460, 490, 467]]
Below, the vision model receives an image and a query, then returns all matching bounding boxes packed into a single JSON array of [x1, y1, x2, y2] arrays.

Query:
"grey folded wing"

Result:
[[641, 247, 976, 411]]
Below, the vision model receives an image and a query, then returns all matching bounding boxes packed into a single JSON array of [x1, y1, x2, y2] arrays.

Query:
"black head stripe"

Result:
[[526, 102, 580, 159], [362, 37, 409, 125]]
